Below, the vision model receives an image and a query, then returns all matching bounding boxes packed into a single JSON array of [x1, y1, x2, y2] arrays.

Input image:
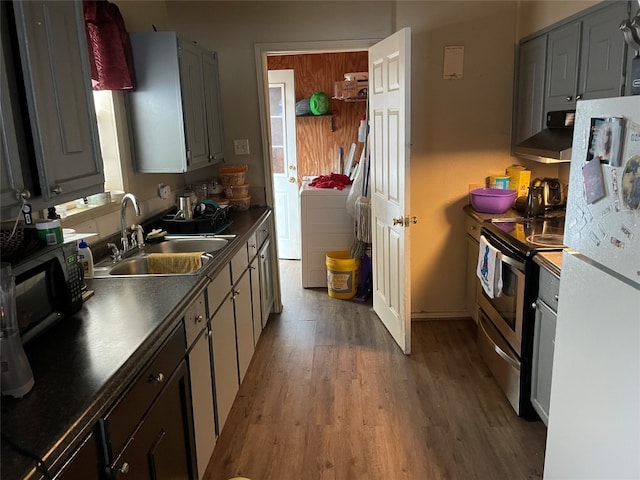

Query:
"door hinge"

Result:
[[392, 216, 418, 227]]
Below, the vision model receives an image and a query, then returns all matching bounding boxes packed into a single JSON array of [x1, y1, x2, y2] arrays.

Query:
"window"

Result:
[[54, 90, 128, 218]]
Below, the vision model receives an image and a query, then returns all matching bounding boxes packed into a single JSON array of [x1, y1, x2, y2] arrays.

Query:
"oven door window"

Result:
[[483, 264, 520, 331], [479, 259, 526, 357]]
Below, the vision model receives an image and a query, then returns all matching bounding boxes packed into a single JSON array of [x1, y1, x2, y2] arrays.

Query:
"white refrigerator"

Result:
[[544, 96, 640, 479]]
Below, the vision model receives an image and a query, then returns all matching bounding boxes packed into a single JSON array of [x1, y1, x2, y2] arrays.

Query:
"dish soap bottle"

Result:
[[77, 239, 94, 277]]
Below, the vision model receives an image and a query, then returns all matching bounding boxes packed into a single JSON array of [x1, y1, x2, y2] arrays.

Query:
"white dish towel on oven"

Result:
[[477, 235, 503, 298]]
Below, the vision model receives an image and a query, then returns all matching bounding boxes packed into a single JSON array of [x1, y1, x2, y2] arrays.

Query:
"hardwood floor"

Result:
[[205, 260, 547, 480]]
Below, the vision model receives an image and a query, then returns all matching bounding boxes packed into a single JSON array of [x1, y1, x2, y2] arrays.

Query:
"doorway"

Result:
[[255, 36, 412, 355]]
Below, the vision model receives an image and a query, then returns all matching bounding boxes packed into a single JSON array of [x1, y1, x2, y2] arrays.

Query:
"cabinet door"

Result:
[[202, 51, 224, 163], [188, 330, 216, 479], [178, 39, 209, 171], [0, 22, 28, 215], [531, 299, 557, 426], [54, 432, 100, 480], [14, 1, 103, 203], [545, 21, 581, 112], [249, 256, 263, 346], [258, 238, 274, 328], [112, 361, 196, 479], [513, 36, 547, 146], [209, 292, 239, 434], [234, 270, 254, 383], [578, 1, 628, 101]]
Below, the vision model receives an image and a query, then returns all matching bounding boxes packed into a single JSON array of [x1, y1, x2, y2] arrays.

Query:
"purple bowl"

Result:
[[470, 188, 517, 214]]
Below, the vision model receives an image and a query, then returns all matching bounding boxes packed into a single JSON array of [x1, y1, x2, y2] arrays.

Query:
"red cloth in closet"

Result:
[[84, 0, 136, 90], [308, 173, 352, 190]]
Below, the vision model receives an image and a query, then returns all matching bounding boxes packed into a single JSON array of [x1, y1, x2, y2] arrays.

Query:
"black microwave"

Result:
[[11, 242, 84, 344]]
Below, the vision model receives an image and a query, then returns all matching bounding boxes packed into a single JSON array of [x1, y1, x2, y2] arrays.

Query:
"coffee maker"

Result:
[[1, 262, 34, 398]]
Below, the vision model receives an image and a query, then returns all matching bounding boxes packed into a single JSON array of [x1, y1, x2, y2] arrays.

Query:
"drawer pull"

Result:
[[118, 462, 130, 474], [148, 372, 165, 384]]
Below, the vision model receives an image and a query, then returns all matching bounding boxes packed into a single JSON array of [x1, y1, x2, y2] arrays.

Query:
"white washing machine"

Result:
[[300, 181, 354, 288]]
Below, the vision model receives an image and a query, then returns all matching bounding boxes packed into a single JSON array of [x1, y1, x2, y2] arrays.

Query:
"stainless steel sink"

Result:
[[92, 235, 234, 277], [95, 254, 213, 277], [144, 237, 229, 254]]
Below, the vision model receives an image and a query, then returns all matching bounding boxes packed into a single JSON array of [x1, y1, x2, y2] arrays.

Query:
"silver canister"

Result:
[[178, 196, 193, 220]]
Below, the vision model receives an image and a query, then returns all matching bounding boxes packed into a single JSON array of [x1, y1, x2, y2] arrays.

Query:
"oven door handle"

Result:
[[497, 252, 525, 272], [479, 316, 521, 370]]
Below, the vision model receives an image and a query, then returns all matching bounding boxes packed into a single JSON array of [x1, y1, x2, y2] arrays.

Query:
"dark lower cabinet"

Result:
[[100, 324, 196, 480], [54, 432, 100, 480], [110, 361, 196, 479]]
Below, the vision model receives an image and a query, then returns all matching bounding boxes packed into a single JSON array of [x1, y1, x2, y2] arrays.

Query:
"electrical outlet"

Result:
[[158, 184, 171, 199], [233, 139, 250, 155]]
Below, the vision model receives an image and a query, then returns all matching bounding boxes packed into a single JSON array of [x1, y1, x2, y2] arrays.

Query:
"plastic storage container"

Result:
[[224, 183, 250, 199], [36, 220, 63, 246], [219, 164, 248, 186], [325, 251, 359, 300], [228, 196, 251, 211]]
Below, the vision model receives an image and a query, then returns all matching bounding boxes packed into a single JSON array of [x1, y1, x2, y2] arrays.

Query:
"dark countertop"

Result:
[[1, 207, 270, 479]]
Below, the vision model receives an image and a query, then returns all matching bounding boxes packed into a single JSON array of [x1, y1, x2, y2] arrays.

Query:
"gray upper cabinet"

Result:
[[128, 32, 224, 173], [1, 0, 104, 220], [545, 2, 628, 112], [544, 22, 581, 112], [578, 2, 628, 101], [513, 36, 547, 145]]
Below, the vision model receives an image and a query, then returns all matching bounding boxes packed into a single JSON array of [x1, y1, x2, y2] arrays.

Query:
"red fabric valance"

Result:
[[84, 0, 136, 91]]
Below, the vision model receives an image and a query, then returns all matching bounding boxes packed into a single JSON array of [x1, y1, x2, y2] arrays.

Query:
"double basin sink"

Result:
[[93, 235, 235, 277]]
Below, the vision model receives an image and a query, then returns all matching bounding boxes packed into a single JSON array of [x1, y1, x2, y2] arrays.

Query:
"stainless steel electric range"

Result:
[[477, 213, 565, 419]]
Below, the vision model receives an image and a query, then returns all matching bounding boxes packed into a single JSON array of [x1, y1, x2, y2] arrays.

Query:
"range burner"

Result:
[[486, 213, 566, 255], [526, 233, 565, 248]]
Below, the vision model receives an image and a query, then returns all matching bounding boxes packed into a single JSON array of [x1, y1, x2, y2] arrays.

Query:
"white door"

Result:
[[369, 28, 412, 354], [268, 69, 300, 259]]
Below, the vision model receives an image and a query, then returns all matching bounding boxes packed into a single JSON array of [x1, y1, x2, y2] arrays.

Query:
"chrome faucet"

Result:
[[120, 193, 142, 253]]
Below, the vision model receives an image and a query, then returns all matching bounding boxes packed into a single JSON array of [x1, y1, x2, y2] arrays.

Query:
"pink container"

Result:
[[470, 188, 516, 214]]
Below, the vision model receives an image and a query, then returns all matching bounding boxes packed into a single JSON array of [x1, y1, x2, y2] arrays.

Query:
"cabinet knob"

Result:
[[554, 295, 559, 301], [118, 462, 130, 474], [51, 185, 62, 195], [565, 96, 572, 102], [576, 94, 582, 100], [194, 314, 204, 324], [17, 189, 31, 200], [531, 302, 537, 309], [148, 372, 165, 384]]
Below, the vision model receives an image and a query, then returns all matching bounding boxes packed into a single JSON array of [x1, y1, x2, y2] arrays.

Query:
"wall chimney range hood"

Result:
[[513, 110, 575, 164]]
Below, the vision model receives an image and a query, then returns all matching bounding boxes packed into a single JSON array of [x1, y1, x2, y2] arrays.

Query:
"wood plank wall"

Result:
[[267, 52, 368, 185]]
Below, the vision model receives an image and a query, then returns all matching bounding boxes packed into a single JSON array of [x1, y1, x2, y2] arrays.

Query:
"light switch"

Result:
[[233, 139, 250, 155]]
